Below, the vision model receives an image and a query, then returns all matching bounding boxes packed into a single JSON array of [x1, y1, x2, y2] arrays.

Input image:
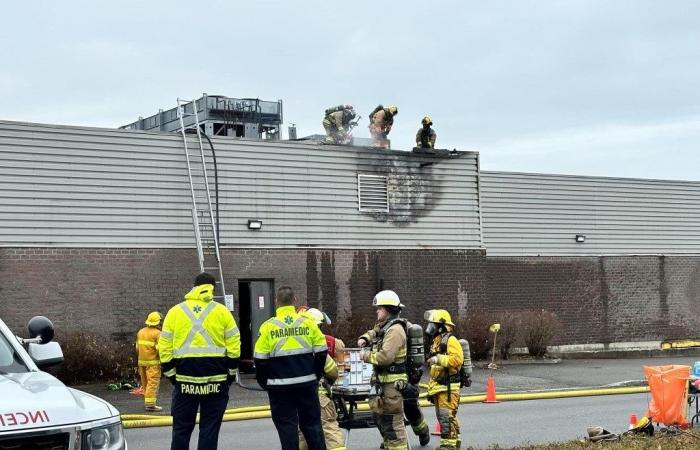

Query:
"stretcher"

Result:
[[330, 348, 413, 449]]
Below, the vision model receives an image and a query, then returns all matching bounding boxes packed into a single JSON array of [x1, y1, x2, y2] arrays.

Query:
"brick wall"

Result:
[[2, 248, 698, 345], [485, 256, 700, 344], [0, 248, 485, 341]]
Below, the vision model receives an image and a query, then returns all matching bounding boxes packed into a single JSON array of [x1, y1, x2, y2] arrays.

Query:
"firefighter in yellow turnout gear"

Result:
[[299, 308, 347, 450], [368, 105, 398, 148], [425, 310, 464, 450], [159, 272, 241, 450], [415, 116, 437, 149], [136, 311, 162, 411], [322, 105, 357, 145], [358, 290, 408, 450]]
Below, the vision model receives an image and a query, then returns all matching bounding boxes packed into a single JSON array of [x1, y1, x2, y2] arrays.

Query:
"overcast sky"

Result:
[[2, 1, 699, 180]]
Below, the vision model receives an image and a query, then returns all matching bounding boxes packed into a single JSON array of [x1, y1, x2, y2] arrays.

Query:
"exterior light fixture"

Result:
[[248, 220, 263, 230], [575, 234, 585, 243]]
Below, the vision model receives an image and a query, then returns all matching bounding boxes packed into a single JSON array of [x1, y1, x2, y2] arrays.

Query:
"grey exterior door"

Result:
[[249, 280, 274, 351]]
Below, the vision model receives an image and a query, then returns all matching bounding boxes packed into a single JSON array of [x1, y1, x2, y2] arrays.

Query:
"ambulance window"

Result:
[[0, 334, 28, 373]]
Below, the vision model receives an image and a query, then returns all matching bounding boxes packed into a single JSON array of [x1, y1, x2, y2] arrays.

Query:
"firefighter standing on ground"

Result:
[[401, 328, 431, 447], [368, 105, 398, 148], [322, 105, 357, 145], [358, 290, 408, 450], [425, 309, 464, 450], [415, 116, 437, 149], [254, 286, 329, 450], [159, 272, 241, 450], [299, 308, 347, 450], [136, 311, 163, 411]]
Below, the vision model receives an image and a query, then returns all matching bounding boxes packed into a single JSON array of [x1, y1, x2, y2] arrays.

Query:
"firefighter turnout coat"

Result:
[[158, 283, 241, 394]]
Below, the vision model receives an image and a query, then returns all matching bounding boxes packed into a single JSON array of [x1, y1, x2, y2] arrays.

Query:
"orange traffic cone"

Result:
[[431, 421, 441, 436], [629, 414, 638, 430], [483, 375, 500, 403]]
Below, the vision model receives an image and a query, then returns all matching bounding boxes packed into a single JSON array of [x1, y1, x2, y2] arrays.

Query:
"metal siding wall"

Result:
[[0, 121, 482, 248], [481, 171, 700, 256]]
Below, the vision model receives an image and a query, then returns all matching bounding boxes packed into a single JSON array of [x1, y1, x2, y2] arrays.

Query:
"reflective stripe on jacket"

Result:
[[136, 326, 161, 367], [158, 283, 241, 387], [427, 333, 464, 396], [253, 305, 328, 390], [367, 320, 408, 384]]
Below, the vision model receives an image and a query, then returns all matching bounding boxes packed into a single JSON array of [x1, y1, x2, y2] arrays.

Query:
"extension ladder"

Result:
[[176, 98, 233, 310]]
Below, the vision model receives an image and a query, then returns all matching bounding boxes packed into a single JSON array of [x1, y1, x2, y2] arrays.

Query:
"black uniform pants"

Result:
[[268, 383, 326, 450], [170, 383, 229, 450]]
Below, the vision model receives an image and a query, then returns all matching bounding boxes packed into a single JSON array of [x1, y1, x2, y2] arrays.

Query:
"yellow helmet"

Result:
[[145, 311, 162, 326], [421, 116, 432, 126], [372, 290, 404, 308], [302, 307, 332, 325], [387, 105, 398, 116], [424, 309, 455, 327]]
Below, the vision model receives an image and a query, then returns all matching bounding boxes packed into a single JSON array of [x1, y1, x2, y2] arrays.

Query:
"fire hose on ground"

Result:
[[121, 385, 650, 429]]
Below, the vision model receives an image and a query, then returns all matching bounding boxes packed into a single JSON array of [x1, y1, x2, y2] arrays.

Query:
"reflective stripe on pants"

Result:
[[434, 391, 460, 450], [139, 365, 161, 406], [369, 383, 407, 450]]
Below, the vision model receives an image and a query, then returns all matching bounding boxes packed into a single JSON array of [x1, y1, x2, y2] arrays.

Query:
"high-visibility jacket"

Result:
[[158, 283, 241, 392], [253, 305, 328, 390], [427, 332, 464, 396], [361, 319, 408, 384], [135, 326, 161, 367], [318, 336, 343, 396]]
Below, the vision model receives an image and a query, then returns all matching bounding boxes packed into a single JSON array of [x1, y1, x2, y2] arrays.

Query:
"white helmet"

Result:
[[372, 290, 404, 308], [302, 307, 332, 325]]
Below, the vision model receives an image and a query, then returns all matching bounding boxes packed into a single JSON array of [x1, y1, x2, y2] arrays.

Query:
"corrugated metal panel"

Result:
[[0, 120, 482, 248], [481, 171, 700, 256]]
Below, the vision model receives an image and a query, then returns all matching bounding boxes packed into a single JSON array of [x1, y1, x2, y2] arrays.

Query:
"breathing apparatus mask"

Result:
[[425, 322, 439, 336]]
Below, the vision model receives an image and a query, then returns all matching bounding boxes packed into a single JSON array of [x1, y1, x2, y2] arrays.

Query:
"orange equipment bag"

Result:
[[644, 365, 690, 426]]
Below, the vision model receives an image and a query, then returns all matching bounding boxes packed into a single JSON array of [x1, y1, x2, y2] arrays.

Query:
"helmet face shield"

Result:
[[425, 322, 439, 336]]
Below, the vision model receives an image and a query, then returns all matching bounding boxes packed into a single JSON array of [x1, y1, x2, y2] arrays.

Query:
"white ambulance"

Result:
[[0, 316, 126, 449]]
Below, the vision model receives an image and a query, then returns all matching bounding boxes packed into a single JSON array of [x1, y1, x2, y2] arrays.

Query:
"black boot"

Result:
[[419, 428, 431, 446]]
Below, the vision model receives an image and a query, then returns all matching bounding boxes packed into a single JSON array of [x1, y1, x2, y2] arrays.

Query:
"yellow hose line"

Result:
[[122, 386, 649, 429]]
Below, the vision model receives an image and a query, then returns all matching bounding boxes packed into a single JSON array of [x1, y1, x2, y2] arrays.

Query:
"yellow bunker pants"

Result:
[[433, 391, 460, 449], [138, 365, 161, 406]]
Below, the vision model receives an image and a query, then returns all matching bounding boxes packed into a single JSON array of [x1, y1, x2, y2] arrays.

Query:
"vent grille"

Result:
[[358, 174, 389, 212]]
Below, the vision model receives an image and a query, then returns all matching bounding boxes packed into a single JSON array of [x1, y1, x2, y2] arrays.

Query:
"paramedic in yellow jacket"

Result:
[[368, 105, 398, 149], [358, 290, 408, 450], [299, 308, 347, 450], [136, 311, 163, 411], [425, 309, 464, 450], [159, 272, 241, 450]]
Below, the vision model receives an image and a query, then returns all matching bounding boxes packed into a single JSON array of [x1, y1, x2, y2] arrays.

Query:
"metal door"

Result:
[[249, 281, 274, 350]]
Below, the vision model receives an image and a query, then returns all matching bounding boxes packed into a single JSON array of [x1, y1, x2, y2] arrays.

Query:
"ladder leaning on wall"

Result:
[[176, 98, 233, 310]]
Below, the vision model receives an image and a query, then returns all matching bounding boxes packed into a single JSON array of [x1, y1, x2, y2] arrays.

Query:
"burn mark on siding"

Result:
[[359, 151, 463, 226]]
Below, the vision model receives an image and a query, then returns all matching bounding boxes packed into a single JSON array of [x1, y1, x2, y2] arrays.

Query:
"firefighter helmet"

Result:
[[421, 116, 433, 126], [303, 307, 332, 325], [145, 311, 162, 326], [372, 290, 404, 308], [424, 309, 455, 327], [387, 105, 398, 116]]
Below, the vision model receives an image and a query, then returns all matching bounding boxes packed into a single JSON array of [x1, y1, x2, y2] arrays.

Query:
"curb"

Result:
[[121, 385, 650, 429]]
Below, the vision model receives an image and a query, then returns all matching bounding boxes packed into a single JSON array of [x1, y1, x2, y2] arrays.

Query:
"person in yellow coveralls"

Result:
[[425, 309, 464, 450], [136, 311, 163, 411]]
